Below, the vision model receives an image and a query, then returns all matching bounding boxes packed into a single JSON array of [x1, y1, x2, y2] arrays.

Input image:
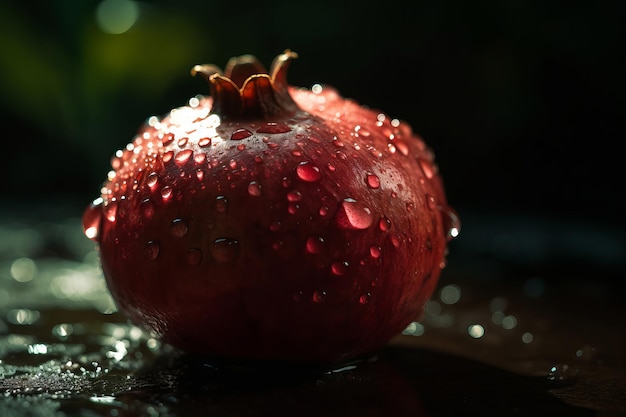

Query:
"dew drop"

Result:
[[418, 158, 435, 179], [162, 150, 174, 163], [186, 248, 203, 265], [82, 198, 103, 241], [312, 290, 327, 303], [288, 203, 299, 214], [395, 140, 409, 156], [177, 137, 188, 147], [426, 195, 437, 210], [369, 245, 382, 259], [256, 122, 291, 134], [319, 206, 329, 216], [196, 169, 205, 181], [378, 217, 391, 232], [269, 221, 282, 232], [359, 292, 371, 304], [296, 161, 322, 182], [161, 133, 174, 146], [198, 137, 212, 147], [144, 240, 160, 260], [146, 172, 159, 189], [215, 195, 228, 213], [231, 128, 253, 140], [281, 177, 291, 188], [366, 174, 380, 189], [140, 198, 155, 219], [305, 236, 325, 254], [237, 143, 246, 151], [331, 261, 349, 276], [336, 198, 374, 230], [161, 186, 173, 201], [287, 190, 303, 202], [210, 238, 240, 262], [104, 201, 118, 222], [441, 206, 461, 240], [248, 181, 262, 196], [175, 149, 193, 165], [170, 218, 188, 238]]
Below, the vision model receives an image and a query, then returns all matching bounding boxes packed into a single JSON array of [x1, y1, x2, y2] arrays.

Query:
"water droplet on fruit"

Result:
[[319, 206, 329, 216], [161, 186, 173, 201], [215, 195, 228, 213], [144, 240, 160, 260], [305, 236, 325, 254], [237, 144, 246, 151], [198, 137, 212, 147], [104, 201, 118, 222], [82, 198, 103, 241], [296, 162, 322, 182], [186, 248, 203, 265], [196, 169, 205, 181], [366, 174, 380, 189], [210, 238, 239, 262], [256, 122, 291, 134], [162, 150, 174, 163], [312, 290, 327, 303], [161, 133, 174, 146], [231, 128, 253, 140], [359, 293, 371, 304], [426, 194, 437, 210], [248, 181, 262, 196], [418, 158, 435, 179], [170, 218, 188, 237], [287, 190, 302, 202], [229, 159, 237, 169], [175, 149, 193, 165], [441, 206, 461, 241], [140, 198, 155, 219], [269, 221, 282, 232], [147, 172, 159, 189], [389, 234, 401, 248], [395, 140, 409, 156], [369, 245, 382, 258], [331, 261, 349, 276], [288, 203, 299, 214], [336, 198, 373, 230], [379, 217, 392, 231], [177, 137, 188, 147]]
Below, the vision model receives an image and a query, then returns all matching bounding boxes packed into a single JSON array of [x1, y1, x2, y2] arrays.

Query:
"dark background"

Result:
[[1, 0, 624, 283]]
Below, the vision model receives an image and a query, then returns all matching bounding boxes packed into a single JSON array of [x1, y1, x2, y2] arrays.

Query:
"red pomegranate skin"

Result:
[[83, 51, 459, 364]]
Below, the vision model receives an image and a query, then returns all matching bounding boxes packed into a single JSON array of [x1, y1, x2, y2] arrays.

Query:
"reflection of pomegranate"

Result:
[[83, 50, 459, 363]]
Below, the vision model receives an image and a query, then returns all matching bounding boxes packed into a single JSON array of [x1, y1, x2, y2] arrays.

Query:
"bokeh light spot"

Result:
[[96, 0, 140, 34]]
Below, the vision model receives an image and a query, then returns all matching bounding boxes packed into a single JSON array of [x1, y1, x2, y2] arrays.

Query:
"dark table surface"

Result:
[[1, 203, 625, 416]]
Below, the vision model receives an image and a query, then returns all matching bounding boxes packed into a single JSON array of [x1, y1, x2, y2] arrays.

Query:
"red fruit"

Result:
[[82, 50, 459, 364]]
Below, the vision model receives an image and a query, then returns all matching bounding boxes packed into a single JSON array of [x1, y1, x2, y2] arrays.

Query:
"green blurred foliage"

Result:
[[0, 1, 210, 188]]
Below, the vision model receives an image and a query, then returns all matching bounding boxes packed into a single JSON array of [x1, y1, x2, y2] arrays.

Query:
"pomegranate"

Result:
[[83, 50, 459, 364]]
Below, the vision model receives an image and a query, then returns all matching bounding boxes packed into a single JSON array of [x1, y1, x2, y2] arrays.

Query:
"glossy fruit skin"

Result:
[[84, 51, 458, 364]]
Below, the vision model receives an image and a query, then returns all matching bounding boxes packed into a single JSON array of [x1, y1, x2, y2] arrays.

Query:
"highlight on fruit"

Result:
[[83, 49, 460, 364]]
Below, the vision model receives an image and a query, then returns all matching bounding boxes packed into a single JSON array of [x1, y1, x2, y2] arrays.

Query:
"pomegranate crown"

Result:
[[191, 49, 299, 120]]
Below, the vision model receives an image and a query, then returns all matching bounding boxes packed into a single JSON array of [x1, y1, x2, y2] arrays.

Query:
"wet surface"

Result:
[[1, 204, 625, 416]]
